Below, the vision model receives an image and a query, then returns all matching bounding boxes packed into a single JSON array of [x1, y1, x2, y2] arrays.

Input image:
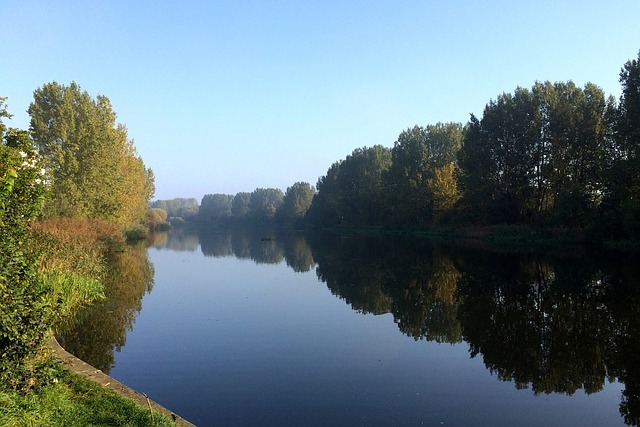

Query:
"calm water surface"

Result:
[[58, 228, 640, 426]]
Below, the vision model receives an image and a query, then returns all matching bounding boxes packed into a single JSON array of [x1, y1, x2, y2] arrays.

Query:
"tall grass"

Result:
[[31, 218, 123, 275], [29, 218, 124, 327], [40, 271, 105, 324]]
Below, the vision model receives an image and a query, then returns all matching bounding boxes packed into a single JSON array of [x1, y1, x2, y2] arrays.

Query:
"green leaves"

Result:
[[28, 82, 153, 226], [0, 105, 53, 391]]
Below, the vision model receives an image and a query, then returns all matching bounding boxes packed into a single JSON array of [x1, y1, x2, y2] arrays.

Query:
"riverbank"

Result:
[[48, 334, 195, 426], [0, 218, 195, 426], [314, 223, 639, 250]]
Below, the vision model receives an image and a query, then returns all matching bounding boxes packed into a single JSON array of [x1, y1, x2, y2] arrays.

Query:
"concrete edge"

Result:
[[48, 334, 196, 426]]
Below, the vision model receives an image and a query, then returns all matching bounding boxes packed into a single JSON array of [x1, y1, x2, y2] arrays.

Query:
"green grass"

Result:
[[0, 365, 176, 427], [41, 271, 105, 324]]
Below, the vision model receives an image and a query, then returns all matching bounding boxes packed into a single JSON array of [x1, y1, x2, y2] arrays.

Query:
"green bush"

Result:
[[0, 127, 51, 390], [125, 223, 149, 241]]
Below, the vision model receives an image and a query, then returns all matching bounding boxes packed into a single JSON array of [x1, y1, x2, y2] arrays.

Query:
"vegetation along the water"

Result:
[[1, 49, 640, 424]]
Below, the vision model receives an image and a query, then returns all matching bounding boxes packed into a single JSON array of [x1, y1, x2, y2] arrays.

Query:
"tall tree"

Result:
[[199, 194, 233, 223], [545, 82, 608, 225], [428, 163, 461, 223], [249, 188, 284, 222], [385, 126, 431, 226], [386, 123, 462, 226], [425, 122, 463, 168], [280, 182, 315, 223], [602, 50, 640, 235], [232, 192, 251, 220], [28, 82, 153, 225], [458, 82, 608, 225], [311, 145, 391, 227], [617, 50, 640, 160]]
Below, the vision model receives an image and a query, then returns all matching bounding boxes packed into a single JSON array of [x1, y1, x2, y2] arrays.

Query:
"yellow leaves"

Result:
[[428, 163, 460, 218]]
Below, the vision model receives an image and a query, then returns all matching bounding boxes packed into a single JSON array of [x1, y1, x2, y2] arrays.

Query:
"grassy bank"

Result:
[[0, 363, 175, 426], [1, 218, 178, 426]]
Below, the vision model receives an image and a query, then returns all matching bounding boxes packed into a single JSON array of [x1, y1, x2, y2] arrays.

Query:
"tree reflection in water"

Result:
[[55, 242, 154, 373], [61, 228, 640, 425]]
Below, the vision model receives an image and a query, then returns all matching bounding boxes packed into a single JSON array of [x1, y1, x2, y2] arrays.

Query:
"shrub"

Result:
[[0, 128, 51, 390]]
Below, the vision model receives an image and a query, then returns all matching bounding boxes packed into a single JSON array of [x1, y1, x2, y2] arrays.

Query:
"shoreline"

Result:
[[48, 334, 196, 427]]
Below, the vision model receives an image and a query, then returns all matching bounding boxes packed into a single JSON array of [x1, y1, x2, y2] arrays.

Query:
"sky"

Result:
[[2, 1, 639, 201]]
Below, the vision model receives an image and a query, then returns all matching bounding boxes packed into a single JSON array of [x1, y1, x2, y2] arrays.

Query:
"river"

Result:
[[56, 227, 640, 426]]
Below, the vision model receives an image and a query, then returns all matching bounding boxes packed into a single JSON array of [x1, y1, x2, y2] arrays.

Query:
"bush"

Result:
[[124, 223, 149, 241], [0, 128, 51, 390], [147, 209, 172, 231]]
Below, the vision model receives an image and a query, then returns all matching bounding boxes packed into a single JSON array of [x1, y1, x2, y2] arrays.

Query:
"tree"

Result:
[[311, 145, 392, 227], [425, 122, 463, 167], [456, 115, 497, 223], [385, 126, 431, 226], [199, 194, 233, 223], [428, 163, 461, 223], [617, 50, 640, 160], [151, 198, 199, 221], [386, 123, 463, 226], [28, 82, 153, 225], [232, 192, 251, 220], [150, 207, 168, 221], [249, 188, 284, 222], [280, 182, 315, 224], [0, 100, 51, 389], [457, 82, 608, 225], [601, 51, 640, 236]]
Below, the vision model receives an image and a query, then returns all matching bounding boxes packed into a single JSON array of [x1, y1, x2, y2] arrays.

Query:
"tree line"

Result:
[[156, 50, 640, 241], [155, 182, 316, 226], [308, 50, 640, 238]]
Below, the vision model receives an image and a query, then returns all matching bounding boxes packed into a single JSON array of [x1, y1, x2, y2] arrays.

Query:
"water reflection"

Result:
[[455, 248, 640, 425], [197, 228, 313, 271], [64, 227, 640, 425], [148, 226, 199, 252], [55, 242, 154, 373], [310, 234, 463, 343]]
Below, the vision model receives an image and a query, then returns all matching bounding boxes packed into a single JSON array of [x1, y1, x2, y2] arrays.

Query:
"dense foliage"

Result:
[[182, 51, 640, 243], [307, 50, 640, 240], [1, 88, 161, 424], [0, 99, 51, 390], [196, 185, 310, 226], [457, 81, 611, 225], [28, 82, 154, 227]]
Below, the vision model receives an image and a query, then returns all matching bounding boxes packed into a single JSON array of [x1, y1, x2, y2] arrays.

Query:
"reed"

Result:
[[29, 218, 123, 326], [40, 271, 105, 323]]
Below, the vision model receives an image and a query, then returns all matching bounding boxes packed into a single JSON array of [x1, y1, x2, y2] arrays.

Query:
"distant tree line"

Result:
[[155, 51, 640, 240], [197, 183, 315, 226], [150, 198, 199, 222], [152, 183, 316, 227]]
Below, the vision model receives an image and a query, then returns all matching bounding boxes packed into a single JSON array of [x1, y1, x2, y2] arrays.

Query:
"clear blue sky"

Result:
[[2, 1, 639, 201]]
